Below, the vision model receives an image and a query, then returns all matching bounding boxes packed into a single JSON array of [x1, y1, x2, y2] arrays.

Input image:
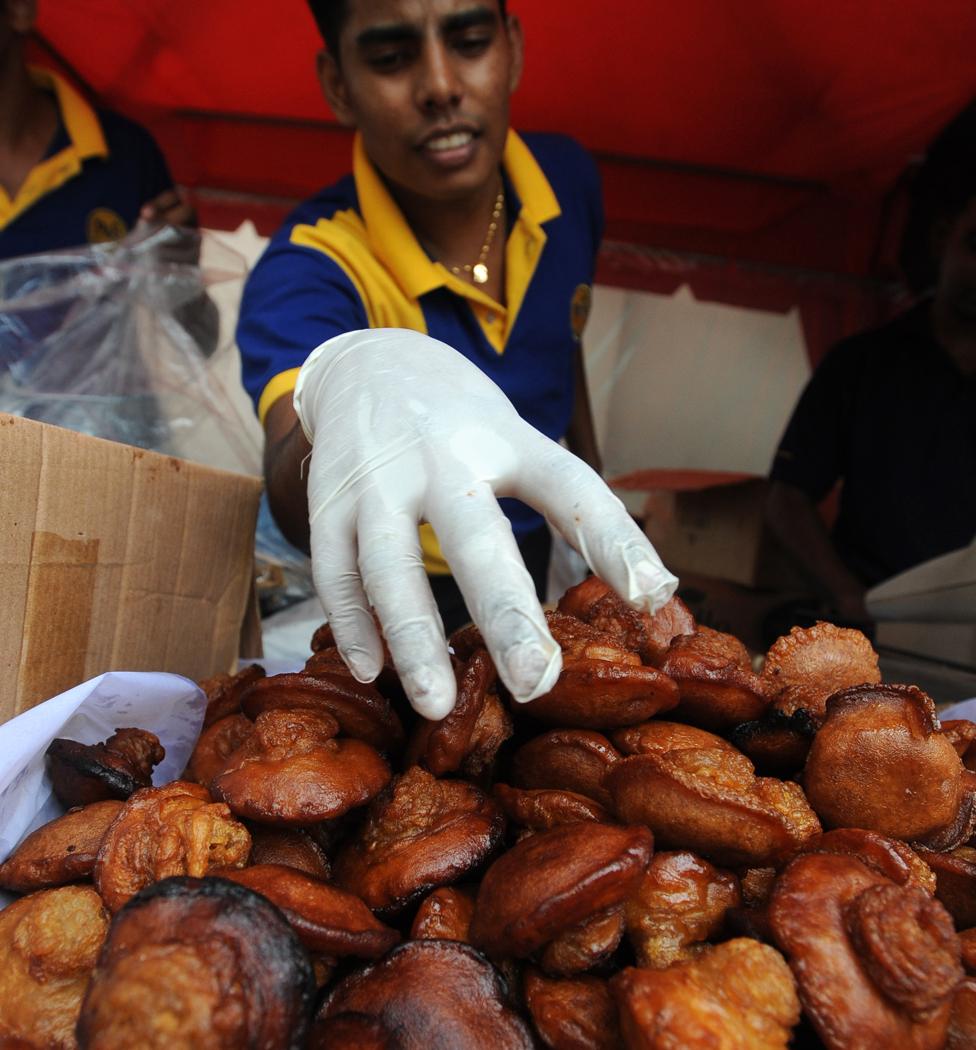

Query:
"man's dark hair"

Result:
[[307, 0, 508, 58], [899, 99, 976, 294]]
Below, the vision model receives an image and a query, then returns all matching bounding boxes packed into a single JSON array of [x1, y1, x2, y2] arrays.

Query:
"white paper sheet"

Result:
[[0, 672, 206, 879], [867, 541, 976, 623]]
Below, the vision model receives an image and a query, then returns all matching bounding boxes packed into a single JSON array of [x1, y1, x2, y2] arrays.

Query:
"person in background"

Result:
[[764, 115, 976, 630], [237, 0, 677, 719], [0, 0, 193, 260]]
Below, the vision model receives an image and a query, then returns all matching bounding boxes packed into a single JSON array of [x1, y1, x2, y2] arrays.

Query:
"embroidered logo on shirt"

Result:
[[570, 283, 592, 342], [86, 208, 128, 244]]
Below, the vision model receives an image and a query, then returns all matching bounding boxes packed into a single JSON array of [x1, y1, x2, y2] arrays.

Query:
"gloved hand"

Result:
[[294, 328, 678, 720]]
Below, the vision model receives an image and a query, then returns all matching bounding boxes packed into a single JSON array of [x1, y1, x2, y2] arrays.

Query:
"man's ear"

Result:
[[317, 49, 357, 128], [505, 14, 524, 95], [7, 0, 37, 33]]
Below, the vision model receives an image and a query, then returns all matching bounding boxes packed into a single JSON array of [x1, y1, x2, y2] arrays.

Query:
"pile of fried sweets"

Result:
[[3, 578, 976, 1050]]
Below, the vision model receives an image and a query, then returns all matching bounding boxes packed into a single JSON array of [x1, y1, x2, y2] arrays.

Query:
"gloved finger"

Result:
[[427, 482, 562, 703], [307, 498, 385, 684], [356, 506, 457, 720], [512, 437, 678, 613]]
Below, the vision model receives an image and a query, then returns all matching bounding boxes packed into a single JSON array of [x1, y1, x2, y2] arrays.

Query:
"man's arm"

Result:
[[764, 479, 869, 623], [564, 344, 602, 474], [263, 393, 313, 553]]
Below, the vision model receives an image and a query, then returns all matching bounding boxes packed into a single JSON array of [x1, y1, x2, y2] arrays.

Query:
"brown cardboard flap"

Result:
[[0, 414, 262, 721]]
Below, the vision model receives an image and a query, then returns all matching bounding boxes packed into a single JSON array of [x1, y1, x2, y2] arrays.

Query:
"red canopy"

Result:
[[33, 1, 976, 301]]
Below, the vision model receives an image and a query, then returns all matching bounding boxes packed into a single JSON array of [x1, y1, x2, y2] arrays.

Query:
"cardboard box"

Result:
[[610, 468, 806, 590], [1, 413, 263, 721]]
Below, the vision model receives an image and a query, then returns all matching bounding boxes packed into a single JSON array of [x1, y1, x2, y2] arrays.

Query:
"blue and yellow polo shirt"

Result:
[[0, 69, 173, 260], [237, 130, 603, 574]]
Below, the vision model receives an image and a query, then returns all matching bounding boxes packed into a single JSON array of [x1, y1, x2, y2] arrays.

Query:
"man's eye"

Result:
[[453, 32, 492, 56], [366, 47, 414, 72]]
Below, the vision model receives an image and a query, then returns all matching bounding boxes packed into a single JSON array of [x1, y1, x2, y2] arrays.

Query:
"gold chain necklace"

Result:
[[448, 187, 504, 285]]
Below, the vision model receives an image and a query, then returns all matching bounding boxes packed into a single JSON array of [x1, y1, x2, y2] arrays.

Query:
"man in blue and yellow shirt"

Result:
[[238, 0, 605, 632], [0, 0, 192, 259]]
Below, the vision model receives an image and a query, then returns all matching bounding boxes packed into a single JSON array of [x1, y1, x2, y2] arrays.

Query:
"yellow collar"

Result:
[[354, 129, 561, 301], [29, 66, 108, 160]]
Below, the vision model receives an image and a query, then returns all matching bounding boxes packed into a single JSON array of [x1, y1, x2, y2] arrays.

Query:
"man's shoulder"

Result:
[[825, 302, 932, 368], [270, 174, 361, 246], [93, 108, 164, 157], [520, 132, 598, 184]]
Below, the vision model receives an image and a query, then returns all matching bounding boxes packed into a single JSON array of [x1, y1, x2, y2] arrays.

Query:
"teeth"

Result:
[[427, 131, 473, 152]]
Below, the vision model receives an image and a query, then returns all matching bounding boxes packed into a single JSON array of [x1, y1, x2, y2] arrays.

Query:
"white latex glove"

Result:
[[294, 328, 677, 720]]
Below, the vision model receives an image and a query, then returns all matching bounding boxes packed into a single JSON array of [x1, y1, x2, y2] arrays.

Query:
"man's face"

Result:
[[936, 197, 976, 324], [319, 0, 522, 204]]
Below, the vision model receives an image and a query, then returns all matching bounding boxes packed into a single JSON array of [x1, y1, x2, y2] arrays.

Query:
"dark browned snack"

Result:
[[211, 708, 391, 826], [211, 864, 399, 958], [318, 939, 535, 1048], [410, 885, 476, 942], [610, 938, 800, 1049], [557, 576, 696, 665], [611, 718, 738, 758], [606, 746, 820, 868], [510, 729, 621, 809], [0, 800, 122, 892], [198, 662, 265, 727], [660, 626, 768, 731], [406, 649, 512, 777], [769, 852, 962, 1049], [800, 828, 937, 895], [762, 621, 881, 720], [77, 876, 314, 1049], [729, 709, 819, 777], [539, 906, 625, 976], [241, 661, 404, 754], [470, 822, 652, 961], [624, 850, 741, 969], [93, 781, 251, 912], [522, 612, 680, 728], [334, 765, 504, 914], [917, 846, 976, 929], [739, 866, 778, 908], [307, 1012, 392, 1049], [523, 968, 622, 1050], [803, 684, 974, 846], [309, 620, 401, 700], [247, 825, 331, 879], [183, 712, 253, 787], [0, 885, 109, 1049], [46, 728, 164, 806], [493, 784, 610, 832], [949, 977, 976, 1050]]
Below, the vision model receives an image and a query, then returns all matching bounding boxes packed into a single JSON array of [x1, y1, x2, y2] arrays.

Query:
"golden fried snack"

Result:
[[46, 728, 164, 807], [247, 825, 331, 879], [523, 968, 622, 1050], [611, 719, 738, 758], [803, 683, 974, 846], [211, 863, 399, 958], [510, 729, 622, 809], [916, 846, 976, 929], [493, 784, 610, 832], [523, 612, 680, 728], [659, 626, 768, 731], [77, 876, 314, 1050], [762, 621, 881, 720], [317, 939, 535, 1048], [557, 576, 696, 665], [769, 852, 962, 1049], [183, 712, 252, 787], [307, 1012, 392, 1049], [606, 747, 820, 867], [241, 662, 405, 754], [949, 929, 976, 1050], [410, 885, 476, 942], [0, 800, 122, 893], [539, 906, 625, 976], [406, 649, 512, 777], [211, 708, 391, 826], [624, 850, 741, 969], [198, 662, 265, 727], [942, 719, 976, 770], [0, 885, 109, 1050], [333, 765, 504, 914], [610, 938, 800, 1049], [470, 822, 652, 961], [799, 828, 936, 895], [93, 781, 251, 912]]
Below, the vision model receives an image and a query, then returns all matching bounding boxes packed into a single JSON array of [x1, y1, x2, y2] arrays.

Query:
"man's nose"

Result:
[[416, 40, 462, 112]]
